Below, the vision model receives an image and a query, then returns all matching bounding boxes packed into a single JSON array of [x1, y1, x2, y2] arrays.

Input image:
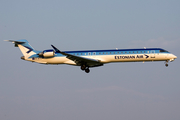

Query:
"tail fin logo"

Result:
[[24, 46, 33, 53]]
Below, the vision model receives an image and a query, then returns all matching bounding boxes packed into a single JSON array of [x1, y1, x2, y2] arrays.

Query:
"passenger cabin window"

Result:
[[88, 52, 91, 55]]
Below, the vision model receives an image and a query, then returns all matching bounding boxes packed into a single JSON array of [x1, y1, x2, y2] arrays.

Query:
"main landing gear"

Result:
[[165, 60, 168, 67], [81, 65, 90, 73]]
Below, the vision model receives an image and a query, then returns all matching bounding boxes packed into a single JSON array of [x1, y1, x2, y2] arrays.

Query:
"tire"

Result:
[[81, 65, 86, 70], [85, 68, 90, 73]]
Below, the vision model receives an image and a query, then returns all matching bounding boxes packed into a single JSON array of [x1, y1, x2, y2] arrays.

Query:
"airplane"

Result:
[[5, 39, 177, 73]]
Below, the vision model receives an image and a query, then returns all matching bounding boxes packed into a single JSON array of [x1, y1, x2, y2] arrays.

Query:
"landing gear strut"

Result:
[[165, 60, 168, 67], [80, 65, 90, 73]]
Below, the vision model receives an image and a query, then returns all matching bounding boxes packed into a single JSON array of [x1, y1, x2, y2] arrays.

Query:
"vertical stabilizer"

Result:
[[5, 39, 37, 58]]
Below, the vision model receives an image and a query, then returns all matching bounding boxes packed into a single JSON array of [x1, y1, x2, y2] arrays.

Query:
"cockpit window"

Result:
[[160, 50, 169, 52]]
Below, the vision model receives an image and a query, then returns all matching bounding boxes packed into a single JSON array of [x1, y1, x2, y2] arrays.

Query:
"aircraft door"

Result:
[[92, 52, 96, 58], [150, 50, 155, 58], [165, 53, 169, 59]]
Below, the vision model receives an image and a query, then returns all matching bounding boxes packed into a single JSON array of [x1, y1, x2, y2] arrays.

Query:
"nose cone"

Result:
[[173, 54, 177, 59], [169, 54, 177, 62]]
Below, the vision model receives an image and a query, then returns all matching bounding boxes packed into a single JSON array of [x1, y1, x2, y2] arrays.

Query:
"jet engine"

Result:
[[38, 49, 55, 58]]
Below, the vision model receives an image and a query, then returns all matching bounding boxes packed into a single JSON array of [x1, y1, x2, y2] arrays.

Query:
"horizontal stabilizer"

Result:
[[4, 40, 26, 44]]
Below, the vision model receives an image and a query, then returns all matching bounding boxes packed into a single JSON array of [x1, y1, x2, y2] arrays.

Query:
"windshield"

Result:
[[159, 49, 169, 53]]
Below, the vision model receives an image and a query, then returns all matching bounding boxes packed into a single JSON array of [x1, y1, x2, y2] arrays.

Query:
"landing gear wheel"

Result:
[[165, 63, 168, 67], [165, 60, 169, 67], [85, 68, 90, 73], [81, 65, 86, 70]]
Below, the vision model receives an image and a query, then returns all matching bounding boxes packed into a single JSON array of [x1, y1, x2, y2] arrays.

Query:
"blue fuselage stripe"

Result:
[[55, 48, 169, 57]]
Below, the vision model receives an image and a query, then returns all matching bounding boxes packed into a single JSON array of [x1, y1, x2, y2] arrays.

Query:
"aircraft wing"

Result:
[[51, 45, 103, 67]]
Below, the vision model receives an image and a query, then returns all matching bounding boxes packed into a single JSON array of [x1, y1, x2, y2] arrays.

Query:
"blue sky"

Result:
[[1, 0, 180, 120]]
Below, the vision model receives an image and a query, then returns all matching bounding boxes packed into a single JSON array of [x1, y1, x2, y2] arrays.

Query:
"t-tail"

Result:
[[4, 39, 38, 60]]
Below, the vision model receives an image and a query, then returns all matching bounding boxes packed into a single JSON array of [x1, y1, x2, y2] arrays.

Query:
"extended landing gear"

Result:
[[81, 65, 86, 70], [165, 60, 168, 67], [81, 65, 90, 73], [85, 68, 90, 73], [165, 63, 168, 67]]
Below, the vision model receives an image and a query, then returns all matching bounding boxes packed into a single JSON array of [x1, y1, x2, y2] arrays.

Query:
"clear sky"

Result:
[[1, 0, 180, 120]]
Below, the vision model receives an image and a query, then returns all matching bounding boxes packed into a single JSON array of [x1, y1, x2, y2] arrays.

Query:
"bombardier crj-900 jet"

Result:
[[5, 39, 177, 73]]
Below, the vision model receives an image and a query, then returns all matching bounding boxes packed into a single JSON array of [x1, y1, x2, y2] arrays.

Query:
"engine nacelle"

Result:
[[38, 49, 55, 58]]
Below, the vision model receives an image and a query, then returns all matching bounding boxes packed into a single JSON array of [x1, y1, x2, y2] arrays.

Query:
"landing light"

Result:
[[170, 59, 175, 62]]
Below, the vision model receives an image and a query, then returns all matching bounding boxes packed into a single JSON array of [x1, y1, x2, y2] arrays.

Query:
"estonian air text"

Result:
[[115, 55, 143, 59]]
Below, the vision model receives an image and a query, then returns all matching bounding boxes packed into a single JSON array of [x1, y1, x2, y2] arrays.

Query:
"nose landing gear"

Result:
[[165, 63, 168, 67], [165, 60, 168, 67]]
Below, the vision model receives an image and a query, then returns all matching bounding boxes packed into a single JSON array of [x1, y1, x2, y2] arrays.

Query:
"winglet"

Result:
[[51, 45, 61, 53], [51, 45, 71, 56]]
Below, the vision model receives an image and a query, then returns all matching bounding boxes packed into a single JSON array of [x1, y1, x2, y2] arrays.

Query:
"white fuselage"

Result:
[[26, 52, 177, 66]]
